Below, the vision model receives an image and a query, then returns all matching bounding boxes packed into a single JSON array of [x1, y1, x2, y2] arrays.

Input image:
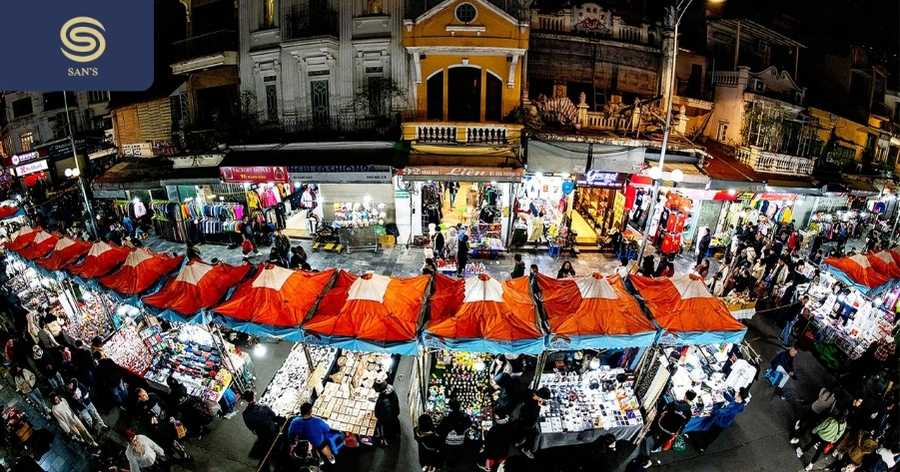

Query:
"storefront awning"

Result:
[[630, 162, 709, 188], [526, 140, 645, 175], [92, 159, 220, 192], [401, 153, 524, 182]]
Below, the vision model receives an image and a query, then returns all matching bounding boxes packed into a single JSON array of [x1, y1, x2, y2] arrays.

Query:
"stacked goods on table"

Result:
[[538, 367, 642, 434], [144, 325, 233, 401], [312, 351, 392, 437], [426, 351, 493, 428], [104, 324, 154, 375], [261, 344, 337, 417]]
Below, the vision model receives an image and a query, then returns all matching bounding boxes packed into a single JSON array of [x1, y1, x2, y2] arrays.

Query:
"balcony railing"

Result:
[[584, 112, 628, 131], [404, 122, 523, 146], [171, 30, 238, 63], [712, 70, 740, 88], [531, 12, 652, 45], [735, 145, 815, 176]]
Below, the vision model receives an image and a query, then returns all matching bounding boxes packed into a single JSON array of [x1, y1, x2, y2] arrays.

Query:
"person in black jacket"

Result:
[[432, 229, 445, 260], [510, 254, 526, 278], [438, 399, 472, 467], [414, 414, 442, 472], [644, 390, 695, 455], [373, 380, 401, 447], [513, 387, 551, 459], [457, 234, 469, 277], [242, 391, 283, 466]]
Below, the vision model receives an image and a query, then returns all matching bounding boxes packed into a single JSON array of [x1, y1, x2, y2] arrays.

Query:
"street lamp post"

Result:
[[63, 92, 98, 239], [636, 0, 695, 267]]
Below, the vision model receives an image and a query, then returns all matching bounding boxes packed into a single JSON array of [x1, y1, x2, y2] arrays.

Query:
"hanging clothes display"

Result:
[[656, 192, 691, 256]]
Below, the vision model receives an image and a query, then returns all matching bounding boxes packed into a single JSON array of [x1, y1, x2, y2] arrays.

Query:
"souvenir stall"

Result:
[[142, 260, 252, 324], [212, 265, 335, 340], [259, 343, 337, 417], [630, 274, 750, 434], [302, 271, 430, 355], [533, 273, 654, 447], [798, 259, 896, 368], [652, 193, 692, 256], [179, 196, 247, 246], [415, 274, 543, 434], [61, 286, 118, 344], [97, 248, 184, 301]]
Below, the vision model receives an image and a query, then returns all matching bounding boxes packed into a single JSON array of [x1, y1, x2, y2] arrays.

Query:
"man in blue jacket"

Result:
[[693, 387, 749, 453], [288, 402, 342, 464]]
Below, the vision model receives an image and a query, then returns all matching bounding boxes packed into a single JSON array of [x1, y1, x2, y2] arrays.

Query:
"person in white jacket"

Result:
[[49, 393, 98, 447], [125, 429, 166, 472], [12, 366, 51, 416]]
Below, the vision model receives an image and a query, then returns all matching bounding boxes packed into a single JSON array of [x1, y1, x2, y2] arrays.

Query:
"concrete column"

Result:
[[659, 27, 676, 111]]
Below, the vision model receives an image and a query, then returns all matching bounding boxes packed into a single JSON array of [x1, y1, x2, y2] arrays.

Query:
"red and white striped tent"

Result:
[[213, 265, 335, 340], [68, 241, 131, 279], [98, 248, 183, 296], [37, 237, 92, 271], [824, 254, 891, 291], [5, 226, 40, 251], [18, 231, 59, 261], [303, 271, 430, 354], [867, 251, 900, 279], [143, 260, 251, 318]]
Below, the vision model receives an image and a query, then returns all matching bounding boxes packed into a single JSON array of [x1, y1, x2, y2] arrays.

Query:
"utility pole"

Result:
[[63, 91, 98, 239], [636, 0, 695, 266]]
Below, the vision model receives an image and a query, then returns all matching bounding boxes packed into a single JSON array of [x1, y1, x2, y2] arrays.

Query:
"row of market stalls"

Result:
[[3, 224, 755, 451], [797, 251, 900, 369]]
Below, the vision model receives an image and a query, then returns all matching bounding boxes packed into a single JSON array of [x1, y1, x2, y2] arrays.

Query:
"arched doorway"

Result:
[[485, 72, 502, 121], [426, 71, 444, 120], [448, 66, 481, 121]]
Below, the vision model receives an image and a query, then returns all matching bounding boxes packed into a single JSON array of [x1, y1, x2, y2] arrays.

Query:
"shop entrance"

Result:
[[571, 186, 627, 248], [416, 179, 511, 254]]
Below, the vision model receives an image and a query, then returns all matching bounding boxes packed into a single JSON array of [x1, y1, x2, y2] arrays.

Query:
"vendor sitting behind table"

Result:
[[287, 403, 342, 464]]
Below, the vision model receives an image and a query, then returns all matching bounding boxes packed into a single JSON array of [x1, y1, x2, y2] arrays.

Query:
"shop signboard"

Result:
[[288, 165, 392, 183], [220, 166, 289, 183], [401, 166, 524, 182], [122, 142, 153, 158], [582, 171, 624, 188], [11, 151, 41, 165], [15, 159, 49, 176]]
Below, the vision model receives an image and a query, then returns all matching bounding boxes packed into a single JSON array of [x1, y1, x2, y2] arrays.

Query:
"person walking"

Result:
[[432, 227, 445, 260], [768, 347, 798, 398], [125, 429, 166, 472], [274, 229, 291, 266], [438, 399, 472, 466], [510, 254, 526, 278], [796, 411, 848, 471], [414, 414, 442, 472], [829, 430, 878, 472], [512, 387, 551, 459], [644, 390, 695, 455], [693, 387, 749, 453], [697, 228, 711, 266], [64, 377, 108, 433], [242, 390, 283, 465], [373, 380, 401, 447], [556, 261, 576, 279], [50, 393, 98, 447], [790, 385, 836, 444], [456, 234, 469, 277], [12, 366, 51, 417]]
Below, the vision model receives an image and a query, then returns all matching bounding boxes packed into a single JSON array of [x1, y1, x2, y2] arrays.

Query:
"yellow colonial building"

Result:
[[401, 0, 527, 156]]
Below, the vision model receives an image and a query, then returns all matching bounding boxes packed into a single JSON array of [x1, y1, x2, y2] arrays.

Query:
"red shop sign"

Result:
[[220, 166, 289, 183]]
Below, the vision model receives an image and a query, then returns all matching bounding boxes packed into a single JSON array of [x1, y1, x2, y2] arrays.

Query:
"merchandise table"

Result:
[[311, 350, 396, 439], [664, 344, 757, 433], [536, 367, 644, 449], [260, 343, 337, 417], [425, 351, 494, 431]]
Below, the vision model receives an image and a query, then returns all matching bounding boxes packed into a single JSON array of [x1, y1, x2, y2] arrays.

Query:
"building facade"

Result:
[[238, 0, 407, 134]]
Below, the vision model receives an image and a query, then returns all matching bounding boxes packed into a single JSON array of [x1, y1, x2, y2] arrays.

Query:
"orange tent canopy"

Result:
[[68, 241, 131, 279], [425, 274, 543, 353], [303, 271, 429, 353], [867, 251, 900, 279], [214, 265, 334, 330], [37, 237, 92, 271], [6, 226, 41, 252], [143, 260, 251, 315], [537, 273, 655, 348], [631, 274, 745, 345], [824, 254, 890, 289], [98, 248, 184, 295], [18, 231, 58, 260]]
